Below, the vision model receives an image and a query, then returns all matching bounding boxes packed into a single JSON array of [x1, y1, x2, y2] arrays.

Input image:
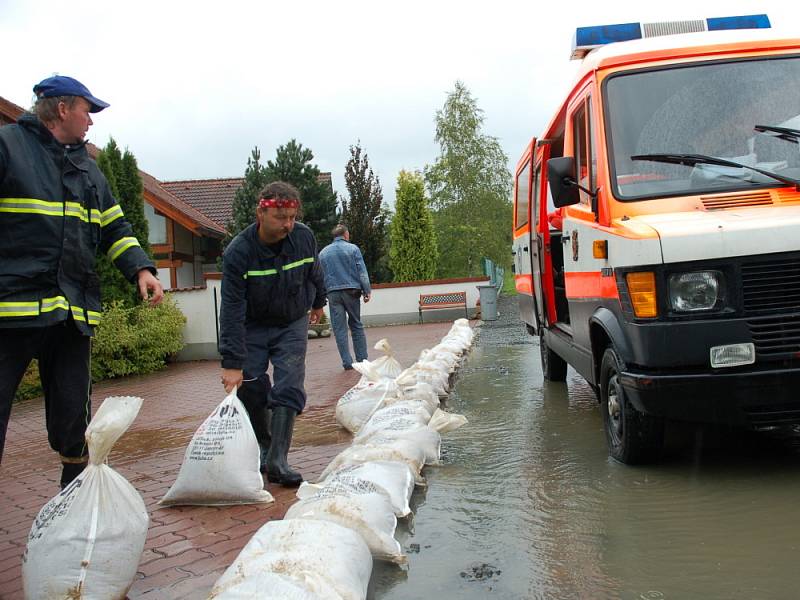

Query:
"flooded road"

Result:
[[370, 297, 800, 599]]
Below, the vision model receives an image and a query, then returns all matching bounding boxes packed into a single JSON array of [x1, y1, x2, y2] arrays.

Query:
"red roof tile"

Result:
[[164, 172, 334, 231], [161, 177, 243, 230]]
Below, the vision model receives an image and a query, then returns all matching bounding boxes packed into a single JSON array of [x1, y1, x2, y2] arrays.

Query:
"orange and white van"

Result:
[[512, 15, 800, 463]]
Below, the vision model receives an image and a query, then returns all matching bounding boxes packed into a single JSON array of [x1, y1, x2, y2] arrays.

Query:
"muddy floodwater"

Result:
[[369, 296, 800, 599]]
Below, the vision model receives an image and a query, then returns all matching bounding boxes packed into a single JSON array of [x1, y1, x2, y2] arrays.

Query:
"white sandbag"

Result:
[[319, 437, 428, 486], [416, 349, 452, 375], [160, 390, 273, 506], [394, 380, 439, 408], [429, 407, 469, 434], [335, 376, 401, 434], [354, 424, 442, 466], [369, 338, 403, 379], [210, 519, 371, 600], [285, 480, 405, 564], [210, 574, 336, 600], [23, 396, 149, 600], [358, 402, 432, 433], [299, 460, 415, 517], [397, 364, 449, 396]]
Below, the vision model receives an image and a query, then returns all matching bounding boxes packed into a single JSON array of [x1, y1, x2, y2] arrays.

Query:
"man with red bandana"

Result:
[[219, 181, 326, 487]]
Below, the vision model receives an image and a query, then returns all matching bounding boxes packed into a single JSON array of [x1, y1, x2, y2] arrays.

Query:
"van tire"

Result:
[[541, 335, 568, 381], [599, 347, 664, 464]]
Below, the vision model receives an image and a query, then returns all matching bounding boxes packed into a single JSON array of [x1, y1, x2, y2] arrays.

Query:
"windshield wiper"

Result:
[[754, 124, 800, 144], [630, 152, 800, 189]]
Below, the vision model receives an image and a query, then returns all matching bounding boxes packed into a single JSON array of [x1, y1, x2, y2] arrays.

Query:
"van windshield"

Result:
[[605, 56, 800, 200]]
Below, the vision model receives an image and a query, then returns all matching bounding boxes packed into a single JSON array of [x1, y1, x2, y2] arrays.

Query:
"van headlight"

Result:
[[668, 271, 724, 312]]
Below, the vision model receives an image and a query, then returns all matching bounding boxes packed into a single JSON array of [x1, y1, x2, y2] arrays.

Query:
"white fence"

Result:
[[170, 274, 489, 361]]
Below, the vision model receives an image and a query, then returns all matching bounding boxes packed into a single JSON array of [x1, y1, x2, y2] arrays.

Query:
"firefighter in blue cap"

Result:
[[0, 75, 163, 488]]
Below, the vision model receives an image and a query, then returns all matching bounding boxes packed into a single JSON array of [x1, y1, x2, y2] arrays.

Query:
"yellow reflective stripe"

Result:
[[0, 198, 63, 216], [0, 301, 39, 317], [243, 268, 278, 279], [71, 306, 86, 322], [243, 257, 314, 279], [0, 198, 101, 223], [87, 310, 102, 325], [64, 202, 100, 224], [100, 205, 124, 227], [41, 296, 70, 313], [108, 236, 140, 261], [283, 257, 314, 271]]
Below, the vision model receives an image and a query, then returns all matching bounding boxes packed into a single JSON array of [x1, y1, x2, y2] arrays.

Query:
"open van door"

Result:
[[533, 141, 560, 328], [513, 139, 542, 332]]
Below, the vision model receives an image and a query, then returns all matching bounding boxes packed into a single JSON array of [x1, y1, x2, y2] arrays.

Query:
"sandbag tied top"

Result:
[[370, 338, 403, 379], [87, 395, 143, 465]]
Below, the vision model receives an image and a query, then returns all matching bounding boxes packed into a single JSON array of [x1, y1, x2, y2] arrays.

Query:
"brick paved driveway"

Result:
[[0, 320, 456, 599]]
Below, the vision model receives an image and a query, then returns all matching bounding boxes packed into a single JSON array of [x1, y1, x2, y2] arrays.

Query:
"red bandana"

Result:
[[259, 197, 299, 209]]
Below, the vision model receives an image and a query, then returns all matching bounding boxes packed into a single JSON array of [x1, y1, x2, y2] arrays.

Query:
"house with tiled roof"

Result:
[[0, 96, 225, 290], [163, 173, 334, 231]]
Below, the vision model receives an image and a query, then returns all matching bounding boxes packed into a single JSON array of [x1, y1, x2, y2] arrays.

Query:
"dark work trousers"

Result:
[[237, 315, 309, 435], [328, 289, 368, 369], [0, 320, 91, 464]]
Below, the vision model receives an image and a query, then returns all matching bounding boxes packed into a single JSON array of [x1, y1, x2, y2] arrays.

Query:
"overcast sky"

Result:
[[3, 1, 796, 207]]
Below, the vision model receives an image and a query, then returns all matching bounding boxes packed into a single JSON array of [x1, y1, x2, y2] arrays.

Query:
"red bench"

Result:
[[418, 291, 468, 323]]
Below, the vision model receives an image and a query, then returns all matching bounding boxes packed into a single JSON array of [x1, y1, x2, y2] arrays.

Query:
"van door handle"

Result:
[[523, 246, 529, 252]]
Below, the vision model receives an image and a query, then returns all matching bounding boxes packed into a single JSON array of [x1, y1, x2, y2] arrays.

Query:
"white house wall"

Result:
[[170, 277, 489, 361]]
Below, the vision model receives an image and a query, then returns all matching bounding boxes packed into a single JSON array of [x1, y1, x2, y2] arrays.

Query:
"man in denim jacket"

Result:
[[319, 224, 371, 370]]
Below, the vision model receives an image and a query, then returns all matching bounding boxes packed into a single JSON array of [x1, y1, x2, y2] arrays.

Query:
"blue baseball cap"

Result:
[[33, 75, 110, 113]]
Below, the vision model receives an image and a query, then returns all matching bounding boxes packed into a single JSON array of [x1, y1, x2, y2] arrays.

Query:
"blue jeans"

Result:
[[328, 289, 368, 368]]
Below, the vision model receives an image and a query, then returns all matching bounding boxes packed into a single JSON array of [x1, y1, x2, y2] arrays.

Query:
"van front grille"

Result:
[[701, 192, 772, 210]]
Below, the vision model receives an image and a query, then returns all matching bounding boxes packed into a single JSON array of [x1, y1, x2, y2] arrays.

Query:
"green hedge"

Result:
[[14, 295, 186, 401]]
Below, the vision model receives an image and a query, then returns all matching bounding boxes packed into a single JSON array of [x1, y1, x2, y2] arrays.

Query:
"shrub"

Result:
[[92, 296, 186, 380], [16, 360, 43, 401]]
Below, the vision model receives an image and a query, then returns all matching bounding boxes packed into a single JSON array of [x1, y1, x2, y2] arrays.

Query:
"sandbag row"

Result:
[[210, 319, 475, 599]]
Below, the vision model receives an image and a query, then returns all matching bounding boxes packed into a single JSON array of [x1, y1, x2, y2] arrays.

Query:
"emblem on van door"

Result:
[[572, 230, 579, 261]]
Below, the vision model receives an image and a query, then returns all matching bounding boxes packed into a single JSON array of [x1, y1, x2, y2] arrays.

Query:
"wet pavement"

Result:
[[371, 295, 800, 599], [0, 319, 455, 599]]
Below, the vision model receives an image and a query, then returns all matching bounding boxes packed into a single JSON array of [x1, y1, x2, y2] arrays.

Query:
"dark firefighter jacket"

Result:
[[219, 222, 327, 369], [0, 113, 155, 335]]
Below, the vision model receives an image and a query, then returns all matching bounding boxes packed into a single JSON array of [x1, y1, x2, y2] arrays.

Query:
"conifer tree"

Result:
[[341, 142, 388, 282], [96, 138, 152, 306], [224, 147, 269, 251], [390, 171, 437, 282], [264, 139, 338, 248]]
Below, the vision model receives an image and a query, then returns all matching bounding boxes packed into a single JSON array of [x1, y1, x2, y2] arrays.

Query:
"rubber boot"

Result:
[[60, 460, 87, 489], [266, 406, 303, 487], [250, 406, 272, 474], [238, 382, 272, 473]]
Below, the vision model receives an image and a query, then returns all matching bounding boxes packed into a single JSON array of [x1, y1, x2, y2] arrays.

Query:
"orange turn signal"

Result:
[[593, 240, 608, 259], [626, 272, 657, 318]]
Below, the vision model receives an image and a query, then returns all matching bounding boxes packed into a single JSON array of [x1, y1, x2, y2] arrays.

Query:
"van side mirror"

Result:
[[547, 157, 580, 207]]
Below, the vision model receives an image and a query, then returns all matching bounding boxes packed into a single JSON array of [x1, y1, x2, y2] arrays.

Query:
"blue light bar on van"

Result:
[[706, 14, 771, 31], [570, 14, 771, 60]]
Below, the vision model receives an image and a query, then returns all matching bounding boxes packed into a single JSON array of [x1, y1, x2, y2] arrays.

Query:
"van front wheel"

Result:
[[599, 347, 664, 464]]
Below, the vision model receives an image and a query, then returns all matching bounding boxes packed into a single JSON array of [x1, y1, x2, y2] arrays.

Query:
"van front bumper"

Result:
[[620, 366, 800, 428]]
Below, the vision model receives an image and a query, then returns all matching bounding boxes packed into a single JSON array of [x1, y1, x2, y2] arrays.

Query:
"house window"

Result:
[[144, 203, 167, 244]]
